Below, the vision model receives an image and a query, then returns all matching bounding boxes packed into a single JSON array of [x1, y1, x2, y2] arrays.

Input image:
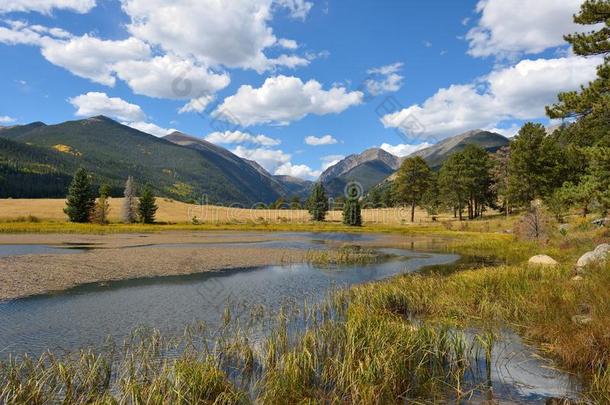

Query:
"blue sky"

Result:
[[0, 0, 602, 179]]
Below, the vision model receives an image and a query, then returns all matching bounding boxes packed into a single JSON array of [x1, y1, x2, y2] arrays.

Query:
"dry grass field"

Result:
[[0, 198, 441, 224]]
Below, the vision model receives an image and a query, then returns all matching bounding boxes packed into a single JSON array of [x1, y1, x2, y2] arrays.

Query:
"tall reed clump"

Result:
[[0, 299, 498, 404], [258, 302, 498, 403], [304, 246, 390, 266], [0, 328, 249, 405]]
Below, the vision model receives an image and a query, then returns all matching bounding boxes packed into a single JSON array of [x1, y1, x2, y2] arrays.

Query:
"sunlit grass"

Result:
[[0, 220, 448, 235]]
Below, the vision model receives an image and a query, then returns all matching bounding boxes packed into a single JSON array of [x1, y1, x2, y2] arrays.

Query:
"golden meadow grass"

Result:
[[0, 198, 440, 225]]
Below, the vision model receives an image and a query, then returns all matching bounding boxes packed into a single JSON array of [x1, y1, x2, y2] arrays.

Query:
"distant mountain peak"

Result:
[[408, 129, 509, 168], [320, 147, 400, 184], [318, 147, 401, 197]]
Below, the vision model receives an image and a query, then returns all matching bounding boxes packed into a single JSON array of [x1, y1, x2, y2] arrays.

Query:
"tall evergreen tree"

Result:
[[439, 153, 469, 220], [421, 172, 441, 218], [306, 182, 329, 221], [508, 123, 562, 207], [461, 145, 494, 219], [64, 168, 95, 223], [122, 176, 138, 223], [138, 185, 158, 224], [394, 156, 432, 222], [546, 0, 610, 121], [586, 146, 610, 215], [343, 183, 362, 226], [491, 146, 511, 216]]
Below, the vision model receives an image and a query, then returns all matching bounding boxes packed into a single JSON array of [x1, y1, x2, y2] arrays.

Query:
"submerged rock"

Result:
[[576, 243, 610, 269], [528, 255, 558, 267]]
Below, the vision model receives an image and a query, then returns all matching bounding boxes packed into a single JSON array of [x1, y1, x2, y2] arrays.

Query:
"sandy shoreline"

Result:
[[0, 231, 409, 301]]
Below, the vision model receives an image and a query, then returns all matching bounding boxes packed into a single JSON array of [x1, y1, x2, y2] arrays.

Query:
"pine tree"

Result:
[[491, 146, 511, 216], [122, 176, 138, 223], [461, 145, 494, 219], [394, 156, 432, 222], [92, 183, 111, 224], [585, 146, 610, 215], [343, 183, 362, 226], [546, 0, 610, 120], [439, 153, 469, 220], [306, 182, 329, 221], [138, 185, 158, 224], [508, 123, 562, 207], [64, 168, 95, 223], [421, 172, 441, 218]]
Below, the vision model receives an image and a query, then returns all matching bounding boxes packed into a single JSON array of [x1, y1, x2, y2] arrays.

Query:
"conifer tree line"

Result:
[[368, 1, 610, 222], [64, 169, 157, 224]]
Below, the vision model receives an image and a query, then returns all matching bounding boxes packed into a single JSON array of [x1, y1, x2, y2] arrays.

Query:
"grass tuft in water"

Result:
[[305, 245, 391, 267]]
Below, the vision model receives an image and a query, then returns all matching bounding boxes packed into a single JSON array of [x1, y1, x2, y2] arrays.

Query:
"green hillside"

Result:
[[0, 116, 281, 204], [163, 132, 282, 204], [0, 137, 76, 198]]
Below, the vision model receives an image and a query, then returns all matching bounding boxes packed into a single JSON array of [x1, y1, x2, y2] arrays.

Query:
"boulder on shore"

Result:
[[528, 255, 558, 267], [576, 244, 610, 269]]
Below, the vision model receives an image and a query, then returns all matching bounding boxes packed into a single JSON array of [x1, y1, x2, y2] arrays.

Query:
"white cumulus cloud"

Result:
[[466, 0, 595, 58], [277, 38, 298, 49], [0, 0, 96, 14], [364, 62, 404, 96], [275, 162, 320, 179], [305, 134, 338, 146], [121, 0, 309, 72], [215, 75, 363, 127], [381, 55, 602, 140], [68, 92, 146, 122], [42, 35, 151, 86], [125, 121, 176, 137], [178, 95, 215, 114], [275, 0, 313, 20], [206, 130, 280, 147], [380, 142, 432, 157], [0, 116, 16, 123], [114, 54, 230, 99], [232, 146, 292, 172]]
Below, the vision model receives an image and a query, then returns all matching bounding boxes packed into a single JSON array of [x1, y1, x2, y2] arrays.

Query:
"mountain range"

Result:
[[319, 148, 402, 197], [319, 129, 509, 197], [0, 117, 509, 202]]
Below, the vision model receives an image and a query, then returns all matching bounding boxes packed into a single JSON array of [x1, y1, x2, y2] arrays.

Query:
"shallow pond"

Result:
[[0, 232, 580, 402], [0, 244, 86, 256], [0, 246, 455, 355]]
